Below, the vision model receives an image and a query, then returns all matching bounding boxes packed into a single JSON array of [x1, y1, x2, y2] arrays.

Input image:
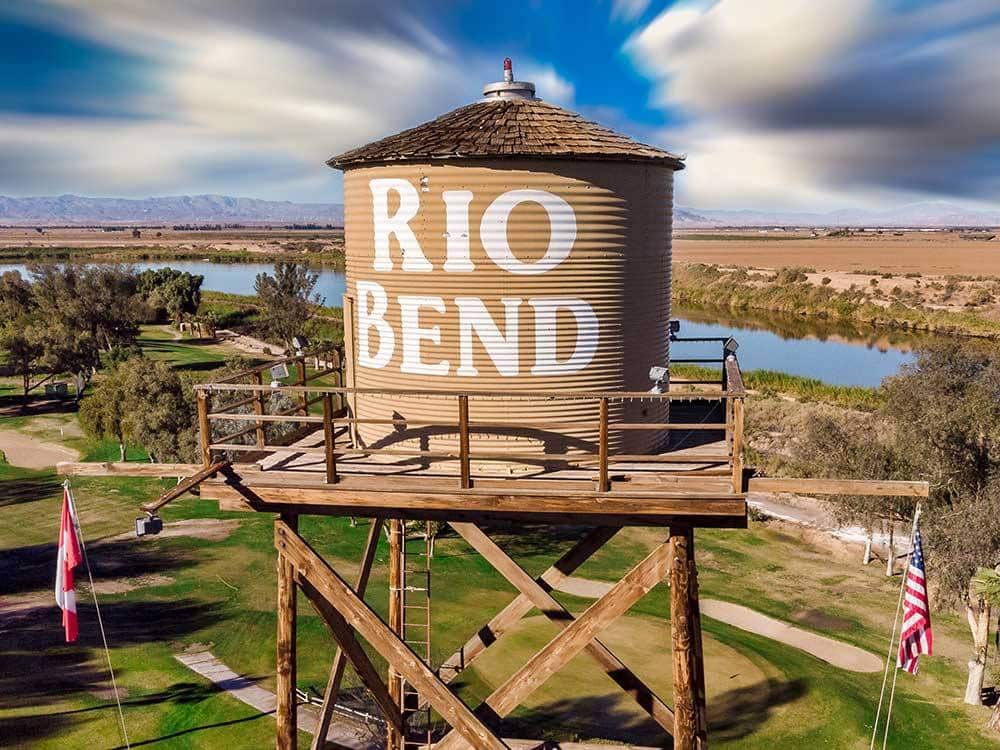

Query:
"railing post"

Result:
[[458, 394, 471, 489], [598, 397, 609, 492], [254, 370, 266, 449], [197, 390, 212, 468], [296, 355, 308, 417], [323, 392, 337, 484], [731, 397, 745, 494]]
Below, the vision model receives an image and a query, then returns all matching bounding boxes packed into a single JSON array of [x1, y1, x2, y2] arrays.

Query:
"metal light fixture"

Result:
[[135, 514, 163, 537], [648, 365, 669, 394]]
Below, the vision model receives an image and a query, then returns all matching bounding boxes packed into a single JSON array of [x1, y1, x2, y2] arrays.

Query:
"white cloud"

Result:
[[611, 0, 652, 22], [1, 1, 576, 201], [626, 0, 1000, 209]]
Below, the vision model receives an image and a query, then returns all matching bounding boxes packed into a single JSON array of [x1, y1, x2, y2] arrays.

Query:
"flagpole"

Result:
[[64, 481, 131, 750], [877, 503, 922, 750]]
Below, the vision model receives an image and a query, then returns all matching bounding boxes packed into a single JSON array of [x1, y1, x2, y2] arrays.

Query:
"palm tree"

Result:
[[972, 566, 1000, 731]]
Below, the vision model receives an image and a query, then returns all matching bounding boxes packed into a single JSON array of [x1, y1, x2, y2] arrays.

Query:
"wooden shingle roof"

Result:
[[327, 98, 684, 170]]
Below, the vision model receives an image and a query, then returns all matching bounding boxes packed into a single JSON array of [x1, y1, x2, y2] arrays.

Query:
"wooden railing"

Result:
[[194, 345, 747, 494]]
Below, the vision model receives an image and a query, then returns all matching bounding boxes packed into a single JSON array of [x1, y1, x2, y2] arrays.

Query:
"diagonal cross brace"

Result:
[[298, 576, 404, 735], [435, 538, 673, 750], [448, 522, 675, 736], [311, 518, 384, 750], [439, 525, 621, 681], [274, 520, 507, 750]]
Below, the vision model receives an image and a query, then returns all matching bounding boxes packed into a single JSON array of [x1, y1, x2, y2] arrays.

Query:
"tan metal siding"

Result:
[[342, 159, 673, 456]]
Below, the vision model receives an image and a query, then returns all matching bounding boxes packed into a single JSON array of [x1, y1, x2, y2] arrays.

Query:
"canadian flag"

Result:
[[55, 487, 82, 642]]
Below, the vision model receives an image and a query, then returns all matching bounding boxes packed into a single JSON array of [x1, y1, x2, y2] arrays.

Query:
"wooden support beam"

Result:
[[207, 482, 747, 528], [140, 459, 230, 513], [439, 526, 620, 681], [298, 578, 404, 735], [731, 397, 745, 494], [254, 370, 267, 448], [276, 513, 298, 750], [197, 390, 212, 468], [597, 397, 609, 492], [435, 540, 672, 750], [448, 522, 675, 736], [387, 519, 403, 750], [322, 393, 337, 484], [458, 394, 471, 490], [747, 477, 930, 497], [273, 520, 506, 750], [311, 518, 384, 750], [670, 527, 706, 750]]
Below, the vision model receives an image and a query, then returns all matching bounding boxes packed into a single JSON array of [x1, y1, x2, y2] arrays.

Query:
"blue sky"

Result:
[[1, 0, 998, 211]]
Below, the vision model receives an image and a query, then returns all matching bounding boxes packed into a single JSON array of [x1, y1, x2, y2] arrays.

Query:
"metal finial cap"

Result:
[[483, 58, 536, 100]]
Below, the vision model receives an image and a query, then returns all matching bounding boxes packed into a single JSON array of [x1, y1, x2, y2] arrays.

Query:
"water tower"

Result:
[[329, 59, 684, 456]]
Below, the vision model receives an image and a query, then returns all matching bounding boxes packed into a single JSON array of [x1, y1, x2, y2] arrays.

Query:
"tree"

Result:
[[972, 566, 1000, 731], [29, 263, 141, 352], [80, 357, 199, 463], [254, 262, 323, 350], [795, 343, 1000, 708], [79, 364, 132, 461], [137, 268, 203, 326], [792, 411, 914, 573], [0, 321, 56, 400]]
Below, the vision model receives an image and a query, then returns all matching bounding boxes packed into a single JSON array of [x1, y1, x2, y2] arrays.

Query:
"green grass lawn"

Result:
[[1, 464, 997, 749], [1, 325, 996, 748]]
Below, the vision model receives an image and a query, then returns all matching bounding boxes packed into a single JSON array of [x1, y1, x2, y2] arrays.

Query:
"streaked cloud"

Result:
[[626, 0, 1000, 209]]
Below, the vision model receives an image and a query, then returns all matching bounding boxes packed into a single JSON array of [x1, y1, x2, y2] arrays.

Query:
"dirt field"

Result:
[[0, 225, 343, 256], [675, 229, 1000, 276]]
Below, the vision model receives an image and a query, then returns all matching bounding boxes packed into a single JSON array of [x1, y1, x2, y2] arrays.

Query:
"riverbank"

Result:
[[0, 226, 345, 265], [674, 263, 1000, 339]]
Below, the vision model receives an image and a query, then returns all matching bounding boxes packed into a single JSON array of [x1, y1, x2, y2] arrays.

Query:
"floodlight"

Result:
[[135, 514, 163, 537]]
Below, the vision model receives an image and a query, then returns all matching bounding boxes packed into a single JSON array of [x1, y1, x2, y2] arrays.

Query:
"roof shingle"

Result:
[[327, 98, 684, 170]]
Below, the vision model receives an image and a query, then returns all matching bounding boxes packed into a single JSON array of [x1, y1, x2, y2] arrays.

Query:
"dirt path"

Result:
[[0, 428, 79, 469], [175, 650, 370, 749], [554, 576, 882, 673]]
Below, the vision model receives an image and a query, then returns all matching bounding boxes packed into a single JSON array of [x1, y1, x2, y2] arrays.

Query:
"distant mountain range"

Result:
[[0, 194, 344, 226], [674, 202, 1000, 228], [0, 194, 996, 228]]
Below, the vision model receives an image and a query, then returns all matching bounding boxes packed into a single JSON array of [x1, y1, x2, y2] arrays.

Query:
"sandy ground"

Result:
[[107, 518, 240, 543], [674, 230, 1000, 276], [0, 226, 342, 255], [0, 428, 79, 468], [555, 570, 884, 673]]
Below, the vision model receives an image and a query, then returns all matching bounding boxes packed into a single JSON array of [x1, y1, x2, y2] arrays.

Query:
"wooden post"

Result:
[[197, 390, 212, 468], [343, 295, 360, 446], [323, 393, 337, 484], [670, 526, 707, 750], [311, 518, 385, 750], [731, 397, 745, 494], [458, 394, 470, 489], [387, 519, 404, 750], [598, 397, 609, 492], [276, 513, 299, 750], [296, 356, 308, 417], [254, 370, 267, 448]]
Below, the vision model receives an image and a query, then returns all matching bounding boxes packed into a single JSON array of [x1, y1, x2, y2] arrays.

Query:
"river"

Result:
[[3, 260, 924, 387]]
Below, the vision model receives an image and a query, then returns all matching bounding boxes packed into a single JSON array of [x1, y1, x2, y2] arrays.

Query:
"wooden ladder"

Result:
[[399, 521, 434, 750]]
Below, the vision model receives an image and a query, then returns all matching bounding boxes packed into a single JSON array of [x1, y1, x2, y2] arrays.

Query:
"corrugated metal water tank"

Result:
[[328, 61, 684, 457]]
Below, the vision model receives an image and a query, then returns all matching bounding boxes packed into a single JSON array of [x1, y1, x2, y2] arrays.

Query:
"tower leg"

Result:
[[670, 525, 707, 750], [277, 513, 298, 750], [387, 518, 404, 750]]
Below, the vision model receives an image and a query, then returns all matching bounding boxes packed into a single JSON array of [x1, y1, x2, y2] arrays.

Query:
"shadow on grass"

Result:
[[0, 536, 197, 596], [0, 678, 270, 748], [0, 599, 225, 744], [0, 474, 63, 507], [0, 395, 78, 417], [708, 677, 807, 743], [494, 677, 806, 747]]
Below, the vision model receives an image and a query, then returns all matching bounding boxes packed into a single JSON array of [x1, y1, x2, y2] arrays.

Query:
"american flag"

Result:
[[897, 520, 932, 674]]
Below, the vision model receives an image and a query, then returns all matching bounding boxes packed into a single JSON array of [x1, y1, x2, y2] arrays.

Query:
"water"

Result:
[[2, 260, 348, 304], [670, 307, 917, 388], [3, 260, 923, 387]]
